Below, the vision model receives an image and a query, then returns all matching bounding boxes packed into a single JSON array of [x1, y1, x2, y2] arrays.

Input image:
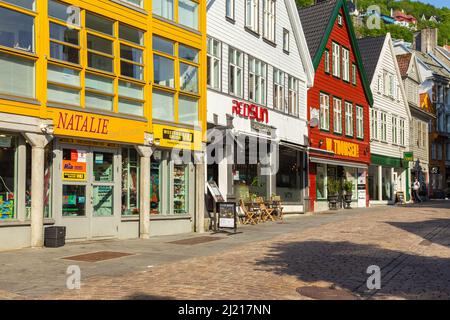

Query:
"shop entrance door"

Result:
[[60, 145, 119, 241]]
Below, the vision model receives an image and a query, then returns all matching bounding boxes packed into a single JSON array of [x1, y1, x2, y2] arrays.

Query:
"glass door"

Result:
[[173, 164, 189, 214], [90, 149, 118, 239]]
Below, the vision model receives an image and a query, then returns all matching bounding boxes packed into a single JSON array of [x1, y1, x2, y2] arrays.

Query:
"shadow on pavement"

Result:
[[126, 293, 175, 300], [255, 240, 450, 299]]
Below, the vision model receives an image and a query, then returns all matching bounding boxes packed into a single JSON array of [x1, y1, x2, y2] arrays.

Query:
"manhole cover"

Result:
[[62, 251, 134, 262], [296, 286, 359, 300], [168, 236, 223, 245]]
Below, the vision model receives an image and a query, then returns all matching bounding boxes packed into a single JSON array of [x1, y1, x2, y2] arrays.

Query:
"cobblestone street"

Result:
[[1, 201, 450, 300]]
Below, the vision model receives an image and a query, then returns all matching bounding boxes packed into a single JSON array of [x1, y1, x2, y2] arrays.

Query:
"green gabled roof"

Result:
[[298, 0, 374, 106]]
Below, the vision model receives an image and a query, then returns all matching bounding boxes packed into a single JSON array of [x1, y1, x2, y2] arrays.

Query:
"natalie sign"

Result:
[[232, 100, 269, 123]]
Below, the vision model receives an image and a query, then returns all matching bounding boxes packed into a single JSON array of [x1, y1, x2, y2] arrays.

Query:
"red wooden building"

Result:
[[298, 0, 373, 212]]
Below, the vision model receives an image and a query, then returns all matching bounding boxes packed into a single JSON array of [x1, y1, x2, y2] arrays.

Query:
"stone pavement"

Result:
[[1, 201, 450, 300]]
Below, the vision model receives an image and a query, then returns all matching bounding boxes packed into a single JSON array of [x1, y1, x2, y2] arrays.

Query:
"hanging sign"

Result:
[[403, 152, 414, 161]]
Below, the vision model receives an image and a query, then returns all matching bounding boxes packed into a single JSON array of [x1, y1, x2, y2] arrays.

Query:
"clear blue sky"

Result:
[[411, 0, 449, 9]]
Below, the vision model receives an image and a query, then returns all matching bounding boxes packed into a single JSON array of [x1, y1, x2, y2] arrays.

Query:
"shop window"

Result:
[[316, 164, 326, 200], [153, 0, 174, 21], [0, 135, 17, 220], [276, 147, 301, 202], [345, 167, 357, 200], [122, 148, 139, 216], [150, 151, 164, 215], [179, 95, 199, 125], [85, 73, 114, 111], [152, 89, 174, 121], [118, 81, 144, 116], [273, 68, 284, 110], [207, 37, 221, 90], [368, 165, 379, 201], [382, 167, 392, 201], [0, 52, 35, 98], [173, 164, 189, 214], [229, 47, 243, 98], [0, 6, 34, 52]]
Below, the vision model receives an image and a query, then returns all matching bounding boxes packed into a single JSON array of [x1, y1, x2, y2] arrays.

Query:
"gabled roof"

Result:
[[298, 0, 373, 106], [298, 0, 337, 60], [357, 35, 386, 83], [396, 53, 412, 77]]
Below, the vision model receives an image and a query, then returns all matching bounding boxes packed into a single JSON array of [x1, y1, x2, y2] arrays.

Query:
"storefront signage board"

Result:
[[51, 109, 146, 144], [216, 202, 237, 232], [153, 124, 202, 151], [325, 138, 359, 158], [207, 180, 224, 203], [232, 100, 269, 123], [403, 152, 414, 162]]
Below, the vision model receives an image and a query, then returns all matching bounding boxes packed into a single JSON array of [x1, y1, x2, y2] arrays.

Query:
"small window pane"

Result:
[[152, 89, 174, 121], [119, 81, 144, 100], [87, 34, 113, 55], [152, 36, 173, 55], [47, 84, 80, 105], [119, 24, 143, 45], [50, 42, 79, 64], [85, 73, 114, 93], [48, 0, 79, 25], [0, 52, 35, 98], [93, 152, 114, 182], [154, 55, 174, 87], [86, 12, 113, 35], [153, 0, 174, 21], [88, 52, 113, 72], [121, 61, 143, 80], [179, 96, 198, 125], [120, 44, 143, 63], [179, 44, 198, 62], [50, 23, 78, 45], [62, 185, 86, 216], [86, 92, 113, 111], [47, 64, 80, 86], [119, 99, 144, 117], [3, 0, 35, 10], [0, 7, 34, 52], [180, 63, 198, 93], [121, 0, 143, 8], [179, 0, 198, 30]]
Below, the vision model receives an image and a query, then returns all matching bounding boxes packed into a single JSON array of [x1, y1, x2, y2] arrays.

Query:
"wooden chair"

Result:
[[271, 196, 284, 221], [256, 197, 275, 222], [239, 199, 257, 225]]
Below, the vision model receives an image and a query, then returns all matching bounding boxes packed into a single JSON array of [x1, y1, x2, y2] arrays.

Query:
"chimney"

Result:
[[413, 28, 438, 53]]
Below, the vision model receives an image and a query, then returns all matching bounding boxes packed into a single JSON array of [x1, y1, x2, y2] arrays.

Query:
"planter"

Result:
[[343, 193, 353, 209], [327, 194, 339, 210]]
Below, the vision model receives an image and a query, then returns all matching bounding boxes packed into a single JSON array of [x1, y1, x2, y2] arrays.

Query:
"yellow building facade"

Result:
[[0, 0, 206, 250]]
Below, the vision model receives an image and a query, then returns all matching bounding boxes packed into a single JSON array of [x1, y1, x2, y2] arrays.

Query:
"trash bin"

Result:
[[44, 226, 66, 248]]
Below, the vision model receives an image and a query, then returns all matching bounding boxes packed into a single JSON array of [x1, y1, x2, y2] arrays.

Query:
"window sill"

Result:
[[0, 94, 40, 106], [263, 37, 277, 48], [244, 26, 260, 38], [150, 214, 191, 221], [283, 49, 290, 55], [152, 119, 202, 131], [0, 218, 55, 227], [225, 16, 236, 24], [111, 0, 148, 15], [121, 215, 139, 222], [153, 15, 201, 36]]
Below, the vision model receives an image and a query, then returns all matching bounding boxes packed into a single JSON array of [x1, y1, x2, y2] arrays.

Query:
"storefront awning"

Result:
[[232, 129, 280, 144], [279, 141, 307, 152], [309, 156, 368, 169]]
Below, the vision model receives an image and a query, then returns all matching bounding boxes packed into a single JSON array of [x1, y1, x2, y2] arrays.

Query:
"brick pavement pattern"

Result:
[[6, 202, 450, 300]]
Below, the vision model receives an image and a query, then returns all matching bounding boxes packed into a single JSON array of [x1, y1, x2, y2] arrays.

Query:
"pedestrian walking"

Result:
[[413, 179, 422, 203]]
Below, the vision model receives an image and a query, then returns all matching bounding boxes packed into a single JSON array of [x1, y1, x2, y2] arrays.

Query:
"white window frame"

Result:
[[332, 42, 340, 78], [380, 111, 387, 142], [288, 75, 298, 116], [352, 63, 356, 85], [248, 57, 267, 105], [226, 0, 235, 20], [356, 105, 364, 139], [324, 49, 330, 74], [320, 93, 330, 131], [392, 116, 398, 144], [283, 28, 289, 53], [333, 98, 342, 134], [370, 109, 378, 140], [207, 37, 221, 90], [229, 47, 243, 97], [345, 102, 353, 136], [342, 47, 350, 82], [245, 0, 259, 33], [399, 118, 405, 146], [273, 68, 284, 110], [262, 0, 275, 42]]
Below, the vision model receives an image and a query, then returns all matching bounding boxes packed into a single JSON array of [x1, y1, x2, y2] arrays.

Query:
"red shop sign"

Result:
[[232, 100, 269, 123]]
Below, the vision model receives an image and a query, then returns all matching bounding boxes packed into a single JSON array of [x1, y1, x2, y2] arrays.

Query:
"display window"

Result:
[[173, 164, 189, 214], [150, 150, 164, 214], [0, 134, 17, 220], [316, 164, 327, 200], [368, 165, 379, 201], [122, 148, 139, 216], [276, 146, 302, 202]]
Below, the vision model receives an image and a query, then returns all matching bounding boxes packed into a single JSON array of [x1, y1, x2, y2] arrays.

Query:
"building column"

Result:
[[195, 145, 206, 233], [135, 145, 154, 239], [378, 165, 383, 201], [22, 133, 52, 248]]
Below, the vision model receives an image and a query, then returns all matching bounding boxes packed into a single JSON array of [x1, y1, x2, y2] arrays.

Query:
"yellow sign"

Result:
[[63, 172, 87, 181], [326, 138, 359, 158], [50, 108, 147, 144], [153, 124, 202, 151]]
